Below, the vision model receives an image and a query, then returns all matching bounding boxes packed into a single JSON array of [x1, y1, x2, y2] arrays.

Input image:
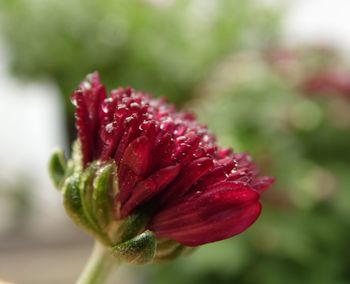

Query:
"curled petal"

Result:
[[149, 183, 261, 246], [120, 136, 153, 176], [114, 115, 142, 164], [160, 157, 213, 204], [72, 73, 106, 166], [117, 136, 154, 204], [121, 164, 181, 218], [193, 158, 236, 191]]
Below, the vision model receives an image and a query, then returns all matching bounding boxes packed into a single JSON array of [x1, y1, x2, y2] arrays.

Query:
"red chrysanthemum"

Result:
[[71, 72, 274, 246]]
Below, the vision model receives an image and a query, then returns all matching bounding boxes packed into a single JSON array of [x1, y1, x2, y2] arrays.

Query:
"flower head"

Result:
[[50, 72, 273, 263]]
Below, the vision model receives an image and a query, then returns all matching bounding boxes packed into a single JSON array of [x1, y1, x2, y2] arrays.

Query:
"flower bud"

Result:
[[49, 72, 274, 264]]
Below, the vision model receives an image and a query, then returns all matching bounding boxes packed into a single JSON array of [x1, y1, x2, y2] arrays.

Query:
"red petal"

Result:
[[160, 157, 213, 204], [193, 158, 236, 191], [72, 72, 106, 166], [150, 133, 175, 170], [117, 136, 153, 204], [251, 176, 275, 192], [73, 90, 92, 166], [149, 184, 260, 246], [99, 121, 123, 161], [114, 115, 141, 164], [120, 136, 153, 176], [117, 168, 142, 205], [79, 71, 101, 89], [121, 164, 181, 218]]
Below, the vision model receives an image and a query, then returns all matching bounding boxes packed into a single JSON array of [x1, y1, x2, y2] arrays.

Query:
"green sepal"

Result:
[[66, 140, 83, 176], [154, 239, 195, 263], [62, 175, 110, 245], [111, 230, 156, 264], [79, 163, 100, 232], [62, 175, 94, 236], [112, 211, 149, 244], [92, 163, 116, 230], [48, 148, 67, 190]]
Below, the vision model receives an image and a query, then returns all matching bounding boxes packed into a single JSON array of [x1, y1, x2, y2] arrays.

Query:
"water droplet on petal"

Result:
[[106, 123, 114, 133]]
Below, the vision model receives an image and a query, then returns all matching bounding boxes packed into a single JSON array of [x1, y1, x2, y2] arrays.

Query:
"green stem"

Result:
[[77, 242, 118, 284]]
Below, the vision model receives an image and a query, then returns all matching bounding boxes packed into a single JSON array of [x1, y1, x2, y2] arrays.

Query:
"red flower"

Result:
[[302, 71, 350, 99], [71, 72, 274, 246]]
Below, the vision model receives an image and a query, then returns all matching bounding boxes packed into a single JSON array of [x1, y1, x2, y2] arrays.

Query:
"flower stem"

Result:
[[77, 241, 118, 284]]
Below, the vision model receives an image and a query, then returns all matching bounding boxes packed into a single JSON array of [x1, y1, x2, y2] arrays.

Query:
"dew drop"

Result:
[[124, 116, 134, 125], [82, 81, 92, 90], [101, 102, 111, 113], [105, 123, 114, 133], [130, 102, 140, 109]]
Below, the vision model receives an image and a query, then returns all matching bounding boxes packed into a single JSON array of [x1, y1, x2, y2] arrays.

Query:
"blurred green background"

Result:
[[0, 0, 349, 283]]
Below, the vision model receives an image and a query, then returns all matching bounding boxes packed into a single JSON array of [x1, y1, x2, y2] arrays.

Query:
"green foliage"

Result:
[[0, 0, 279, 105]]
